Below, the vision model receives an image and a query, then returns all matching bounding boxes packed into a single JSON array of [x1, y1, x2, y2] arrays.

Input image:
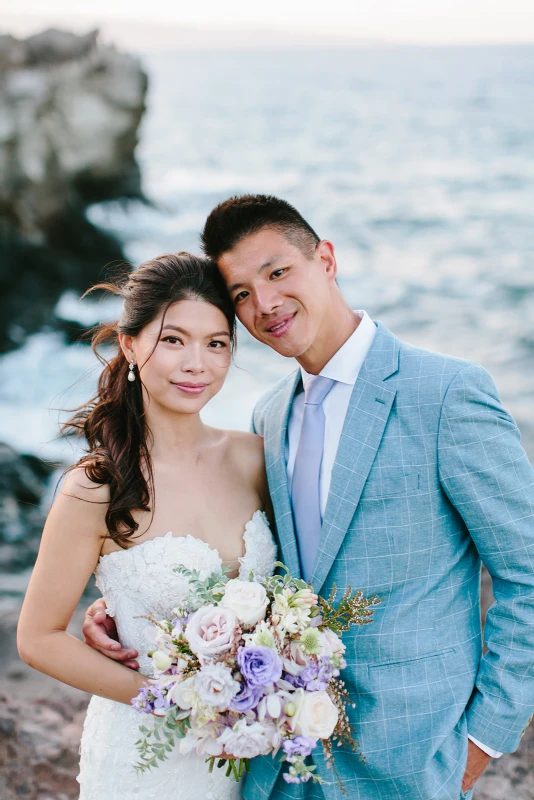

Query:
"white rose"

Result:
[[178, 721, 224, 757], [288, 688, 338, 740], [218, 719, 273, 759], [221, 579, 269, 627], [167, 676, 196, 710], [151, 649, 173, 672], [185, 604, 237, 659], [320, 629, 346, 658], [194, 663, 240, 711]]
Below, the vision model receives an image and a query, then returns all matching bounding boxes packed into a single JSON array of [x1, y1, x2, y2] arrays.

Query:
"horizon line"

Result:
[[1, 14, 534, 49]]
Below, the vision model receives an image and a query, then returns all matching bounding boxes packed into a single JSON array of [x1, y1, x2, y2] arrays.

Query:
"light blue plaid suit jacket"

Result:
[[245, 322, 534, 800]]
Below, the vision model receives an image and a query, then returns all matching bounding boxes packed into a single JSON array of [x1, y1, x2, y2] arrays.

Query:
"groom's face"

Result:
[[217, 228, 336, 358]]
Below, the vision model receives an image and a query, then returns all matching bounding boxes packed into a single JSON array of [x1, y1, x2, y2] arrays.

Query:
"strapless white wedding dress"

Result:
[[77, 511, 277, 799]]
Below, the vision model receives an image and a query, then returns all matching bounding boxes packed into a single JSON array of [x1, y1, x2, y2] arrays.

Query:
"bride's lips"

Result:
[[264, 312, 297, 339], [172, 382, 208, 395]]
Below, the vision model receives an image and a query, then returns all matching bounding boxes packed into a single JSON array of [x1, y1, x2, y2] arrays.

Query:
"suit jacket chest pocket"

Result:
[[360, 468, 421, 500], [356, 468, 429, 561]]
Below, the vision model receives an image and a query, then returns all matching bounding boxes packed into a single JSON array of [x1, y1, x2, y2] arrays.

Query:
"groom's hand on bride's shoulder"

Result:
[[82, 597, 139, 669]]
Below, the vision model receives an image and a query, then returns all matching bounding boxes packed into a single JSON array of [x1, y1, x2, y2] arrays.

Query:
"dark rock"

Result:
[[25, 28, 98, 66], [0, 443, 58, 544], [0, 29, 148, 353], [0, 35, 26, 69]]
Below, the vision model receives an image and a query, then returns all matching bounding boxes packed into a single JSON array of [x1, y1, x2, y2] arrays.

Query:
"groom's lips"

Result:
[[264, 312, 297, 339]]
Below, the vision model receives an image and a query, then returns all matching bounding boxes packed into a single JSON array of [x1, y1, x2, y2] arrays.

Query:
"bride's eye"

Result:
[[208, 340, 227, 349], [162, 336, 182, 345]]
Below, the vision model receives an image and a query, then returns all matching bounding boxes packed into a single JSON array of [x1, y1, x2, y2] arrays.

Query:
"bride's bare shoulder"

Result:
[[224, 429, 264, 457], [60, 465, 110, 505]]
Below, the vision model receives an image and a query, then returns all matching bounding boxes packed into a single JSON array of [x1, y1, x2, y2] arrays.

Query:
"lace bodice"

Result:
[[94, 510, 277, 676], [78, 511, 277, 799]]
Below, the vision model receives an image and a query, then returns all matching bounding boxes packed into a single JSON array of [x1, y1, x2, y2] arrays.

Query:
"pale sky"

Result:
[[2, 0, 534, 46]]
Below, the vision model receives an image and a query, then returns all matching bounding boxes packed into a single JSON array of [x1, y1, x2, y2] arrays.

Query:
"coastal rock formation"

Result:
[[0, 443, 57, 571], [0, 28, 148, 352]]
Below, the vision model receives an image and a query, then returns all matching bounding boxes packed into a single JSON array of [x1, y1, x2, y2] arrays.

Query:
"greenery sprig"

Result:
[[261, 561, 314, 597], [134, 707, 191, 773], [173, 565, 230, 613], [318, 584, 381, 636]]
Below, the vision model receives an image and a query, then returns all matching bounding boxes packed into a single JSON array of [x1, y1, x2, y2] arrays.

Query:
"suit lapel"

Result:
[[263, 370, 301, 578], [311, 323, 400, 594]]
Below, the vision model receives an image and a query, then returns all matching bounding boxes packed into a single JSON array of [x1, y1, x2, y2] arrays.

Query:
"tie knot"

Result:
[[304, 375, 335, 406]]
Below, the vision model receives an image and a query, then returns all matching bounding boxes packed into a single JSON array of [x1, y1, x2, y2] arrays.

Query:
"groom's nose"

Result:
[[253, 284, 283, 316]]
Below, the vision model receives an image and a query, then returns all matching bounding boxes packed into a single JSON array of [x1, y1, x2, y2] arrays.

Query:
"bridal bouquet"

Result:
[[132, 562, 379, 787]]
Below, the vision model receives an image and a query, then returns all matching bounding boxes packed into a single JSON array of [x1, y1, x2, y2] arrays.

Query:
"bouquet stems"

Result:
[[206, 757, 249, 782]]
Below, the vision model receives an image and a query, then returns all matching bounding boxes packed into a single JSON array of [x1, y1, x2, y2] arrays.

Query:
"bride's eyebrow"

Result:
[[161, 325, 230, 338]]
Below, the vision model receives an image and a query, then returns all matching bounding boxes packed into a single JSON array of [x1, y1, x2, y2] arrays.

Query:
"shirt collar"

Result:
[[300, 310, 376, 387]]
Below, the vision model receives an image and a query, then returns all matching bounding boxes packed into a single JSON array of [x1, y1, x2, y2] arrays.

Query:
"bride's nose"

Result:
[[181, 343, 205, 374]]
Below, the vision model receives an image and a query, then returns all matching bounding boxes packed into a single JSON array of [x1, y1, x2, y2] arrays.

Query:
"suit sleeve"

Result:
[[438, 363, 534, 753]]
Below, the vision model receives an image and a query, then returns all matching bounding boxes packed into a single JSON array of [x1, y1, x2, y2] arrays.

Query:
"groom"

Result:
[[84, 195, 534, 799]]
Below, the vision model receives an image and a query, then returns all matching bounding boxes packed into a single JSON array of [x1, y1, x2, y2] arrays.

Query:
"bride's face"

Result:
[[125, 298, 232, 415]]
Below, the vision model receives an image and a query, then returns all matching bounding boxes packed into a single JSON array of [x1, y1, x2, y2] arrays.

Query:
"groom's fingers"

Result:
[[82, 599, 139, 666], [122, 658, 140, 670]]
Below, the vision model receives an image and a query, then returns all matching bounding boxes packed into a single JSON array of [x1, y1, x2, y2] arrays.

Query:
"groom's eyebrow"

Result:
[[228, 255, 284, 293]]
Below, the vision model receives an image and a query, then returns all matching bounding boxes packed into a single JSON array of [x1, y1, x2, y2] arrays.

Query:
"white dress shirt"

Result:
[[285, 309, 501, 760], [286, 310, 376, 516]]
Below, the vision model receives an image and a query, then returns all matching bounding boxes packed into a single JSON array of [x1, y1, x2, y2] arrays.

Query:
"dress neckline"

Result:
[[98, 509, 267, 565]]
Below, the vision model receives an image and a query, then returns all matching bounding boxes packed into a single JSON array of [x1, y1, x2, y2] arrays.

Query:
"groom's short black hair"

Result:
[[200, 194, 321, 261]]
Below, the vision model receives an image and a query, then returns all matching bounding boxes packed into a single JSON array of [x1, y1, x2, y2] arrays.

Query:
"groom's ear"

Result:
[[315, 240, 337, 280]]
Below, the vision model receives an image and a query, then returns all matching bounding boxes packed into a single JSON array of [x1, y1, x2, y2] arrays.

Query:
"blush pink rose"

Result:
[[185, 604, 237, 660]]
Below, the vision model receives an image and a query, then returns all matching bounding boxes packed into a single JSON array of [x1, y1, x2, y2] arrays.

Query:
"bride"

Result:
[[17, 252, 277, 799]]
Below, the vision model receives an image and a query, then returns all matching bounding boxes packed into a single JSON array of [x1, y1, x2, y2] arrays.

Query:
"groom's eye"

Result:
[[270, 269, 285, 279]]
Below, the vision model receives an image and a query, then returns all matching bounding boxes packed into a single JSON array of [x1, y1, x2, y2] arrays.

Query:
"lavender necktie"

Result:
[[291, 375, 335, 582]]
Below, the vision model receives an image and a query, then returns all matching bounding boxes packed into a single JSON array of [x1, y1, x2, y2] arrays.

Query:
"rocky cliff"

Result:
[[0, 28, 148, 352]]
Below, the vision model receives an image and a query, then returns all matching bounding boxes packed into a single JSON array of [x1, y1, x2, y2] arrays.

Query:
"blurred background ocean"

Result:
[[0, 21, 533, 798], [1, 44, 533, 464]]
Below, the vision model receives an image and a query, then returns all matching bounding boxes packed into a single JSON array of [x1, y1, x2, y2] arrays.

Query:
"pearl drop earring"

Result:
[[128, 360, 136, 382]]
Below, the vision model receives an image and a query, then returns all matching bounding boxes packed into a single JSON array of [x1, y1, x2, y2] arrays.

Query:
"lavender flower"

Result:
[[229, 681, 265, 713], [131, 686, 154, 714], [151, 684, 172, 711], [131, 684, 171, 715], [237, 646, 282, 688], [299, 656, 335, 692], [282, 671, 305, 689], [282, 736, 316, 760]]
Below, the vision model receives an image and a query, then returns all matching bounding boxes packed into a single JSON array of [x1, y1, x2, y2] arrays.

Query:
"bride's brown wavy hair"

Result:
[[62, 252, 236, 548]]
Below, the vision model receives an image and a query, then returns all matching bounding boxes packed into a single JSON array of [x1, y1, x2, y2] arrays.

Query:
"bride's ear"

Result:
[[119, 333, 135, 364]]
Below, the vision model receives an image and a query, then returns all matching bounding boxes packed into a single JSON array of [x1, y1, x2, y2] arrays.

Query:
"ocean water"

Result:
[[1, 45, 533, 462]]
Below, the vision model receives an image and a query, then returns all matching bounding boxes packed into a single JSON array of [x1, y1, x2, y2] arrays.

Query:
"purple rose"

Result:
[[229, 681, 265, 713], [282, 736, 316, 759], [237, 646, 283, 688]]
